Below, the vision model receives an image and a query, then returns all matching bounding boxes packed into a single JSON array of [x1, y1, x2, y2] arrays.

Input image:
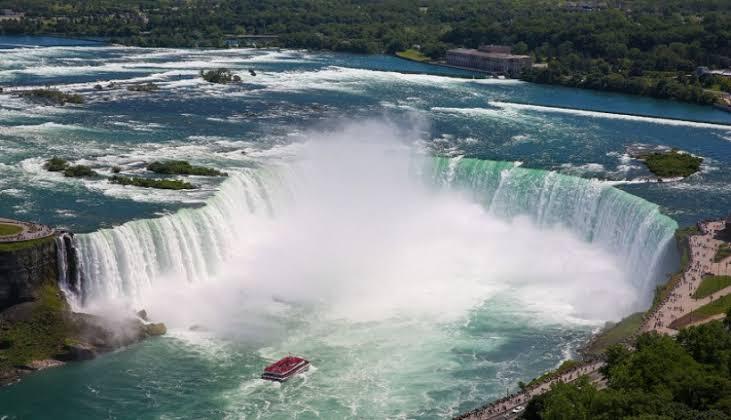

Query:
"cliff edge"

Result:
[[0, 221, 165, 386]]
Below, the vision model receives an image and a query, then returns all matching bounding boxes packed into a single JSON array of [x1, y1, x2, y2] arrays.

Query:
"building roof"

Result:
[[447, 48, 530, 60]]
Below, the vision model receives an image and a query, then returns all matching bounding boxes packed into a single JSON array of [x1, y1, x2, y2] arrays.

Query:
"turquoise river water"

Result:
[[1, 36, 730, 419]]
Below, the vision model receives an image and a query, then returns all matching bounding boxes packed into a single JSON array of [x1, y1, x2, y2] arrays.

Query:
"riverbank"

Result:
[[455, 215, 731, 419]]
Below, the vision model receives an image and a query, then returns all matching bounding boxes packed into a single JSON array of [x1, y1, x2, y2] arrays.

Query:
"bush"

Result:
[[110, 175, 195, 190], [640, 150, 703, 178], [63, 165, 97, 178], [147, 160, 226, 176], [200, 68, 236, 84], [18, 89, 83, 105], [127, 82, 159, 92], [43, 157, 69, 172]]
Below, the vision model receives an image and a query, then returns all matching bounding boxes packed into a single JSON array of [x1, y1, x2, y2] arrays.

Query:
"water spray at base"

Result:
[[71, 120, 676, 328]]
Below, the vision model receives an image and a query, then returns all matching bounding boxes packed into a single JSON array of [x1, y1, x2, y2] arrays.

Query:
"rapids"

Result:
[[2, 36, 730, 419]]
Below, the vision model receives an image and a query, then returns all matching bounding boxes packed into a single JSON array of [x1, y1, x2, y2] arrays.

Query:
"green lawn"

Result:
[[691, 294, 731, 318], [583, 312, 644, 355], [0, 223, 22, 237], [0, 236, 55, 252], [396, 49, 429, 62], [693, 275, 731, 299], [714, 243, 731, 263]]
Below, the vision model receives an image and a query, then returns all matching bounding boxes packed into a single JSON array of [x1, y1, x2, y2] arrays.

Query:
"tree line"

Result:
[[1, 0, 730, 104], [523, 315, 731, 419]]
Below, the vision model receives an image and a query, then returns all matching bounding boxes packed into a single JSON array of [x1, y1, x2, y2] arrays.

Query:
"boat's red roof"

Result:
[[264, 356, 308, 375]]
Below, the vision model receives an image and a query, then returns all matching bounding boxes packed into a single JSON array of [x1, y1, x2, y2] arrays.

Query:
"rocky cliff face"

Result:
[[0, 233, 166, 386], [0, 238, 58, 311]]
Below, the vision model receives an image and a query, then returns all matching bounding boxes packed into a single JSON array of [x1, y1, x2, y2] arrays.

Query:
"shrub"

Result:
[[200, 68, 236, 84], [43, 157, 69, 172], [110, 175, 195, 190], [18, 89, 83, 105], [127, 83, 159, 92], [640, 150, 703, 178], [63, 165, 97, 178], [147, 160, 226, 176]]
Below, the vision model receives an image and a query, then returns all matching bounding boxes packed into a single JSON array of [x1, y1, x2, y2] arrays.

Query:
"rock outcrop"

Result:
[[0, 238, 58, 311], [0, 230, 167, 386]]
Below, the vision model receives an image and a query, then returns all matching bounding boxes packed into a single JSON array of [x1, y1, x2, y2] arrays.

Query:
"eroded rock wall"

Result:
[[0, 239, 58, 311]]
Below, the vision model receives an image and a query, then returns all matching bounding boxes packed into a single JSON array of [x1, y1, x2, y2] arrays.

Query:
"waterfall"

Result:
[[429, 157, 678, 293], [55, 231, 83, 308], [71, 157, 678, 307], [73, 167, 285, 305]]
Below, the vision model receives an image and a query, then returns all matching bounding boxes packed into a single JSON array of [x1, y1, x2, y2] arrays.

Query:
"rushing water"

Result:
[[1, 37, 730, 419]]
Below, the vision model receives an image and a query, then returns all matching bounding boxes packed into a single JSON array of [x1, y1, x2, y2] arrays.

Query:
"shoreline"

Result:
[[2, 33, 729, 112], [455, 216, 731, 419]]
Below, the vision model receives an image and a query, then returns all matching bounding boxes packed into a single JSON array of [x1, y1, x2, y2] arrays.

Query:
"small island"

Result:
[[200, 68, 240, 84], [43, 158, 203, 189], [147, 160, 227, 176], [17, 88, 83, 105], [110, 175, 196, 190], [627, 146, 703, 179], [43, 158, 97, 178], [641, 150, 703, 178], [127, 82, 160, 92]]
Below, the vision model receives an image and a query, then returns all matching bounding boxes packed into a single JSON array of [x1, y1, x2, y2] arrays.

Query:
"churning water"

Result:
[[2, 37, 729, 419]]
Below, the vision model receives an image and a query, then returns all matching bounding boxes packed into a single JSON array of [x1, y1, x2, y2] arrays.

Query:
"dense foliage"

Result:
[[523, 319, 731, 420], [147, 160, 226, 176], [43, 157, 69, 172], [63, 165, 97, 178], [43, 158, 97, 177], [1, 1, 730, 103], [17, 89, 83, 105], [110, 175, 195, 190], [640, 150, 703, 178], [200, 68, 239, 84]]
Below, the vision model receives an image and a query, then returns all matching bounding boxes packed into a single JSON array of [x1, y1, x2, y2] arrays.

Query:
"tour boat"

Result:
[[261, 356, 310, 382]]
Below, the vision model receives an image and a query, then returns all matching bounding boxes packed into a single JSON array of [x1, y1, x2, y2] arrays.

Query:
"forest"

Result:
[[1, 0, 730, 103]]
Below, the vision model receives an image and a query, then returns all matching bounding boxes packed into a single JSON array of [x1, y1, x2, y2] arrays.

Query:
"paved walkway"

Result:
[[456, 361, 605, 420], [0, 217, 54, 243], [640, 219, 731, 334]]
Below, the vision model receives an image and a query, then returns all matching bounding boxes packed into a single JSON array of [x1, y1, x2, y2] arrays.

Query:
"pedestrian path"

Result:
[[640, 219, 731, 334]]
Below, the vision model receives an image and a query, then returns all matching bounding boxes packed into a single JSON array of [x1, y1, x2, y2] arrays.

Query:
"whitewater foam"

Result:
[[490, 101, 731, 130]]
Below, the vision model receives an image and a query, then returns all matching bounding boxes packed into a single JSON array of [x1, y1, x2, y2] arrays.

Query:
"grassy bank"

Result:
[[714, 244, 731, 262], [693, 275, 731, 299], [670, 295, 731, 329], [395, 49, 429, 62], [0, 224, 22, 237], [583, 312, 644, 356], [0, 236, 55, 253], [0, 282, 71, 371]]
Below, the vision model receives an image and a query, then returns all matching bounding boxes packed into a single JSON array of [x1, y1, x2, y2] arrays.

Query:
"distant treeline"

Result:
[[2, 0, 731, 104]]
